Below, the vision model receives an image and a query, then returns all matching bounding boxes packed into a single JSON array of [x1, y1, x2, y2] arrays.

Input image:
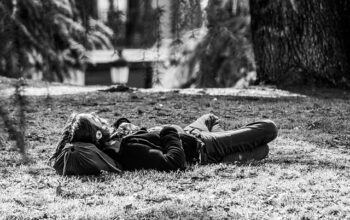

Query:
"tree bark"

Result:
[[126, 0, 141, 47], [250, 0, 350, 87], [126, 0, 156, 47]]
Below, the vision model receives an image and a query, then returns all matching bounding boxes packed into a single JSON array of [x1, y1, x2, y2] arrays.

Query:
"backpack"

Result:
[[53, 142, 122, 176]]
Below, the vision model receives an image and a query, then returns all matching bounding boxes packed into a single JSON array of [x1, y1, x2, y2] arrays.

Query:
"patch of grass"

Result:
[[0, 88, 350, 219]]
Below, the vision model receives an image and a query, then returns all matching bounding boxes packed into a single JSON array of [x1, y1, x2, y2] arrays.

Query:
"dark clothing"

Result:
[[104, 126, 199, 171], [184, 114, 278, 164], [105, 114, 278, 171]]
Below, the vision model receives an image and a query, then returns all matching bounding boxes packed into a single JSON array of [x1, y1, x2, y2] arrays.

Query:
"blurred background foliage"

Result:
[[0, 0, 113, 82], [1, 0, 350, 89], [0, 0, 256, 88], [178, 0, 255, 88], [0, 0, 114, 158]]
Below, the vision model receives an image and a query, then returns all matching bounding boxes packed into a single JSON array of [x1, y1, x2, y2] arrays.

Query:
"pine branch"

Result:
[[0, 0, 114, 81]]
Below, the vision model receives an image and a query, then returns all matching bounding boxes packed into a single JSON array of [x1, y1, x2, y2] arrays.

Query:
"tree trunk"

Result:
[[76, 0, 98, 27], [250, 0, 350, 87], [126, 0, 141, 47], [126, 0, 155, 47]]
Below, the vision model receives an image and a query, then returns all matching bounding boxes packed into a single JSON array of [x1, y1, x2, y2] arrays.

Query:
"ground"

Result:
[[0, 78, 350, 219]]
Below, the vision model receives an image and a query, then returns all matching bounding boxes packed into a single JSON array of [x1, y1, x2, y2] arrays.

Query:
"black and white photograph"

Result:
[[0, 0, 349, 219]]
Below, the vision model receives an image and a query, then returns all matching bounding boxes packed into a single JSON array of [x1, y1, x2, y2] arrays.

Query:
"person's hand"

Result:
[[148, 126, 163, 133], [117, 122, 141, 137]]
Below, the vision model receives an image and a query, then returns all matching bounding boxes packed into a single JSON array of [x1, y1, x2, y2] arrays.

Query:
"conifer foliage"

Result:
[[0, 0, 113, 159], [178, 0, 254, 88], [0, 0, 113, 81]]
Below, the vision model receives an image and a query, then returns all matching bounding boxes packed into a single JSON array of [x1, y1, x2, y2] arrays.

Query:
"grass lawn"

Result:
[[0, 83, 349, 219]]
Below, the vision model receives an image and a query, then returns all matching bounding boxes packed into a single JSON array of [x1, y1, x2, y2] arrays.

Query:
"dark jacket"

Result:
[[103, 126, 200, 171]]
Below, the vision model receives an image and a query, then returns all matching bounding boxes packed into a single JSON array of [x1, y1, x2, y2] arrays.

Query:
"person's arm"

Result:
[[118, 127, 186, 171], [102, 140, 121, 159], [132, 127, 186, 171], [156, 126, 186, 170]]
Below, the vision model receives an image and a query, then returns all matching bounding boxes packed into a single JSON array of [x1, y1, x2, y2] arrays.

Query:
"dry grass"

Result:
[[0, 87, 350, 219]]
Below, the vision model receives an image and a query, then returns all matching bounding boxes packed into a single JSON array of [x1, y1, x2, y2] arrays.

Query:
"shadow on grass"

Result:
[[283, 86, 350, 100], [265, 157, 349, 170]]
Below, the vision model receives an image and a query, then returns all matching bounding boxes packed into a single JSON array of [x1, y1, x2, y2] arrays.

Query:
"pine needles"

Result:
[[0, 0, 113, 81]]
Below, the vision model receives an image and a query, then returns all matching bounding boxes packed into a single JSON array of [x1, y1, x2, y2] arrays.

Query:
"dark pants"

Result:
[[184, 114, 278, 164]]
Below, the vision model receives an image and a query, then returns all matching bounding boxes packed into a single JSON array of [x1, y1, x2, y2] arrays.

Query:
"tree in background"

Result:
[[107, 0, 126, 47], [170, 0, 202, 39], [125, 0, 159, 48], [0, 79, 27, 160], [168, 0, 202, 65], [178, 0, 254, 88], [250, 0, 350, 88], [76, 0, 98, 21], [0, 0, 113, 159], [0, 0, 113, 81]]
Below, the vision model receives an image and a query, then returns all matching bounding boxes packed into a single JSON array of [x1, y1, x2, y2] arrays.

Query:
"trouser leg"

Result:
[[199, 120, 278, 163], [221, 144, 269, 163]]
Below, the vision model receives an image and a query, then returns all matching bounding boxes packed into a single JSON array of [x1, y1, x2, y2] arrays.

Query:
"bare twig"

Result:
[[14, 78, 26, 156], [0, 104, 26, 159]]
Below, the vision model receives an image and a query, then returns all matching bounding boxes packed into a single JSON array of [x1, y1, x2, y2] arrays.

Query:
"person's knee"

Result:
[[258, 144, 269, 160], [261, 119, 278, 140]]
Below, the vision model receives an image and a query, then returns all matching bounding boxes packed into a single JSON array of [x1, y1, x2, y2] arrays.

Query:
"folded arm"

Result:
[[119, 127, 186, 171], [156, 126, 186, 170]]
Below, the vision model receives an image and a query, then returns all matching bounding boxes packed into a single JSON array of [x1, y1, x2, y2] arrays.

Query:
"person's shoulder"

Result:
[[121, 130, 158, 141], [160, 126, 179, 137]]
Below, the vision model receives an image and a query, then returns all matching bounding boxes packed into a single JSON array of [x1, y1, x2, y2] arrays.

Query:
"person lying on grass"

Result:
[[50, 113, 278, 175]]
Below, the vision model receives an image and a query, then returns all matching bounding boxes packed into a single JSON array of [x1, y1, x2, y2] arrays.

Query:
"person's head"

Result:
[[70, 113, 112, 145], [51, 113, 112, 160]]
